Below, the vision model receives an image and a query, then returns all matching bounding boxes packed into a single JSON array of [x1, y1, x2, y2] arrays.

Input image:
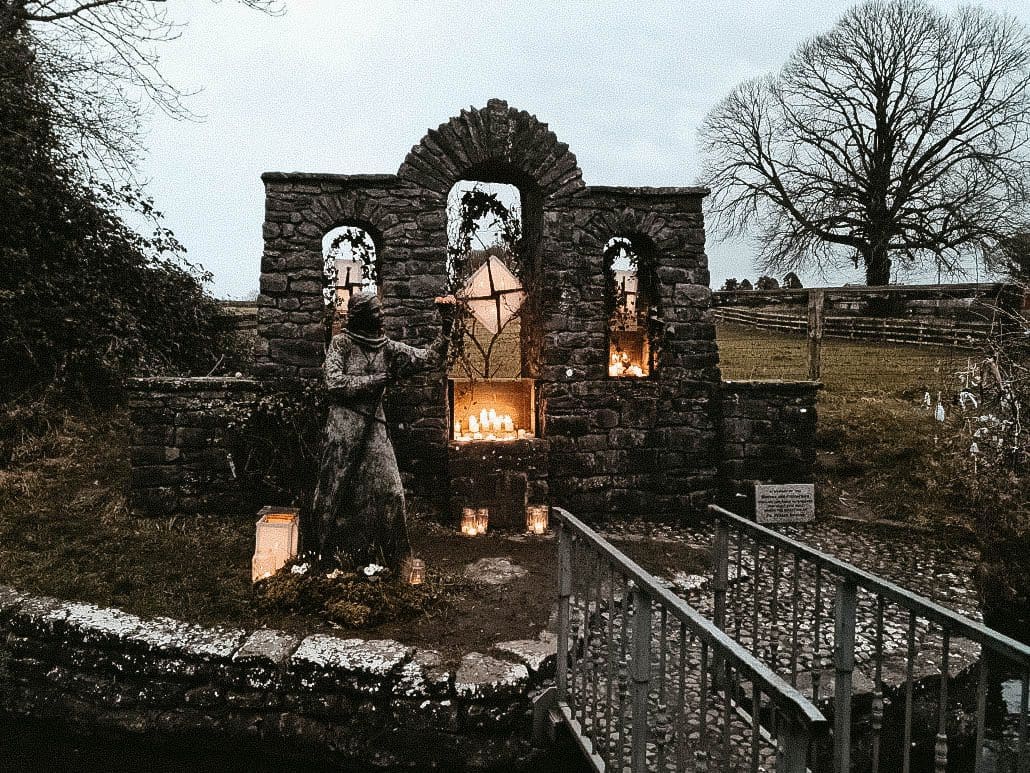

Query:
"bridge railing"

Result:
[[552, 507, 828, 772], [708, 504, 1030, 773]]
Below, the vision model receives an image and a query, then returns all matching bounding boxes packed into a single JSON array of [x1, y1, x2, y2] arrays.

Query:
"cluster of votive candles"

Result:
[[461, 505, 550, 536], [461, 507, 490, 536], [453, 408, 528, 442], [609, 350, 645, 378]]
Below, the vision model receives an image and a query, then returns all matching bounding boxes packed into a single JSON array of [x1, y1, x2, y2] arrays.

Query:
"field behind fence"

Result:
[[715, 322, 971, 397]]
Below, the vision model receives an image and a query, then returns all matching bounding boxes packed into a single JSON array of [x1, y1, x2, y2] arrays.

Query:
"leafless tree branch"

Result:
[[700, 0, 1030, 285]]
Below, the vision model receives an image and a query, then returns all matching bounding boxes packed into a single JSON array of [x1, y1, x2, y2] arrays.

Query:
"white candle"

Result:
[[480, 409, 488, 429], [469, 416, 479, 434], [454, 420, 461, 438], [503, 415, 514, 432]]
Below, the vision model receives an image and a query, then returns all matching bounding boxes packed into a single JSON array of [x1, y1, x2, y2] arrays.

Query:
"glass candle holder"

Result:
[[475, 507, 489, 535], [526, 504, 549, 534], [461, 507, 478, 536], [400, 555, 426, 585]]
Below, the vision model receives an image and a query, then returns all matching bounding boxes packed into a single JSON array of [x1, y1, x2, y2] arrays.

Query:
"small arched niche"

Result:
[[605, 235, 659, 378], [322, 225, 378, 334]]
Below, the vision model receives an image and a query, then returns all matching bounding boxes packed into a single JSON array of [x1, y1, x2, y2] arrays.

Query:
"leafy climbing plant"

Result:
[[445, 185, 526, 380]]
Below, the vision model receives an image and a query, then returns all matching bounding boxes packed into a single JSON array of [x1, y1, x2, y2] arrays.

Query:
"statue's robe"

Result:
[[310, 330, 446, 569]]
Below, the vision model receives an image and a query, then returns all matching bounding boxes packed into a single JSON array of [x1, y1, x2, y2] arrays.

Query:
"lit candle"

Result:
[[517, 428, 527, 439], [454, 420, 461, 438], [488, 408, 497, 425], [479, 409, 488, 429], [503, 415, 514, 432], [475, 507, 489, 535], [461, 507, 478, 536], [526, 504, 549, 534], [469, 416, 479, 434]]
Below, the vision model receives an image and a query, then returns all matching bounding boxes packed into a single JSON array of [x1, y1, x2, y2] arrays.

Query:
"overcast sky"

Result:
[[137, 0, 1030, 298]]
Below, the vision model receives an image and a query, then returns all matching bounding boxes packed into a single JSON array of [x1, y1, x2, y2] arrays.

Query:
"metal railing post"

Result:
[[776, 715, 812, 773], [557, 521, 572, 699], [713, 518, 729, 632], [833, 578, 857, 773], [631, 584, 652, 771]]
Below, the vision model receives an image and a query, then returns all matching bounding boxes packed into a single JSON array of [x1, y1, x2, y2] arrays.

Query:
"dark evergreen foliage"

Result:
[[0, 32, 238, 405]]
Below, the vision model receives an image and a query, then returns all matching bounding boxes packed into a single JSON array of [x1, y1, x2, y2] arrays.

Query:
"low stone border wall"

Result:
[[719, 380, 820, 502], [127, 376, 263, 517], [0, 585, 558, 771]]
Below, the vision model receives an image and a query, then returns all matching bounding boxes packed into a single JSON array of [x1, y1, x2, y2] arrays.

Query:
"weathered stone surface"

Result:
[[0, 585, 540, 771], [463, 557, 529, 586], [291, 635, 412, 681], [395, 648, 451, 698], [454, 653, 529, 699], [719, 380, 820, 502], [492, 637, 557, 676], [233, 628, 302, 666]]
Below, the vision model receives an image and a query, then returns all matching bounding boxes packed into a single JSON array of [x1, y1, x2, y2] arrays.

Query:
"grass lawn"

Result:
[[718, 322, 975, 530]]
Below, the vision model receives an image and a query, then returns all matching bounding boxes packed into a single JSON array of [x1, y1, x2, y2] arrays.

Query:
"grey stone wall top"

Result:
[[721, 379, 823, 394], [261, 172, 400, 185], [126, 376, 263, 392], [584, 185, 711, 198], [0, 584, 550, 703]]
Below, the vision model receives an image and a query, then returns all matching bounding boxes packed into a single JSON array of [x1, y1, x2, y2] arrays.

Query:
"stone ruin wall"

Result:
[[126, 99, 820, 521], [254, 99, 720, 521]]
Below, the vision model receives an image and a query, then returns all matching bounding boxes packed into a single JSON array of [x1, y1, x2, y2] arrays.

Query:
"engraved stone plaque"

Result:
[[755, 483, 815, 524]]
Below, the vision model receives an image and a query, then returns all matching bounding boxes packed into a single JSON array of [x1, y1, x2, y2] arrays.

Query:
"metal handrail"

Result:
[[553, 506, 828, 771], [707, 503, 1030, 773], [708, 505, 1030, 667]]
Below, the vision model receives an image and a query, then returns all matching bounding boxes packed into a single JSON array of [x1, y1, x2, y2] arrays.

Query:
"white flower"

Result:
[[326, 568, 343, 580], [362, 563, 385, 577], [291, 562, 310, 575]]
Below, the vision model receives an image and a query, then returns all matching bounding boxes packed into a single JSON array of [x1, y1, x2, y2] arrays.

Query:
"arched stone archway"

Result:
[[397, 98, 585, 202]]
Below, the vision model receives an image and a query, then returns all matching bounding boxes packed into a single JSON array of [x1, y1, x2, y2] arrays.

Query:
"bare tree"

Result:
[[700, 0, 1030, 285], [0, 0, 282, 179]]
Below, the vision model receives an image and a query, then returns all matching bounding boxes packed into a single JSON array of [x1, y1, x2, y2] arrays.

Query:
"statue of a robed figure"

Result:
[[309, 292, 454, 569]]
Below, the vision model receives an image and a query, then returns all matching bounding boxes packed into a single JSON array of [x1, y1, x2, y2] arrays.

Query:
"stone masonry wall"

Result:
[[0, 585, 552, 771], [129, 104, 825, 523], [253, 100, 721, 521], [719, 380, 820, 504], [538, 188, 720, 521], [127, 377, 262, 517]]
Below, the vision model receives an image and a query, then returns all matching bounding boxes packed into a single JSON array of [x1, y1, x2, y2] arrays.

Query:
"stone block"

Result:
[[454, 653, 529, 699]]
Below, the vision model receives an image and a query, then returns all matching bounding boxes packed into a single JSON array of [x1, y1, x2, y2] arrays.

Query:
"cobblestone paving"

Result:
[[603, 517, 985, 694], [571, 516, 999, 771]]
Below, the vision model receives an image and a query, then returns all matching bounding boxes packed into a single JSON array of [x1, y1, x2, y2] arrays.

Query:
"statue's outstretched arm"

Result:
[[386, 297, 456, 378]]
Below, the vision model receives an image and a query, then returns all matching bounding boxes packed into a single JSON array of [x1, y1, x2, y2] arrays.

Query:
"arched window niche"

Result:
[[322, 225, 378, 336], [445, 179, 537, 443], [605, 235, 659, 378]]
